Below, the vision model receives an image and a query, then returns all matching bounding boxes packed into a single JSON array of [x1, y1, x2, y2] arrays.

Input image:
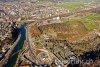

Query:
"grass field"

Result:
[[82, 13, 100, 30], [83, 19, 98, 30], [62, 13, 100, 31]]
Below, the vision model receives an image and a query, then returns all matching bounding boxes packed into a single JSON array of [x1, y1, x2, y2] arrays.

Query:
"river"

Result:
[[6, 24, 26, 67], [5, 23, 99, 67]]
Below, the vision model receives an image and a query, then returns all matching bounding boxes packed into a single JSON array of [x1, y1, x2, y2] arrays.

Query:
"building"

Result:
[[0, 10, 6, 18]]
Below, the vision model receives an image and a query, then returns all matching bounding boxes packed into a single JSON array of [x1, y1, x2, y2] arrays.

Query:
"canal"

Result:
[[6, 24, 26, 67]]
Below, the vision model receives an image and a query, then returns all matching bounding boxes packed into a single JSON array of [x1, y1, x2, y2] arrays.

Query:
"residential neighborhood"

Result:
[[0, 0, 100, 67]]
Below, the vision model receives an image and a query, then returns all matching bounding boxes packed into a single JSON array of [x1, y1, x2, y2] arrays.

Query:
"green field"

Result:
[[62, 13, 100, 31], [82, 13, 100, 30], [83, 13, 100, 20]]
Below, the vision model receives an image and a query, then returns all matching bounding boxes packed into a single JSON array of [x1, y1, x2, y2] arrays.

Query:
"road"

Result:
[[25, 25, 37, 62]]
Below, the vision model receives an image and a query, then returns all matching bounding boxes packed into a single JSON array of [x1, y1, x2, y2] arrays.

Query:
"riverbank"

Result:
[[5, 24, 26, 67], [0, 34, 21, 67]]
